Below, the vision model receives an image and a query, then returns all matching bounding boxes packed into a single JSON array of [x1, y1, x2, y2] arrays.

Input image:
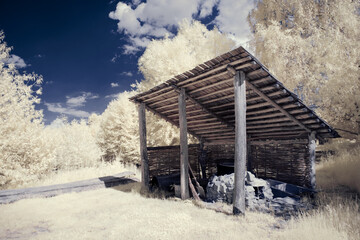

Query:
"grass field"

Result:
[[1, 148, 359, 240], [1, 177, 359, 239]]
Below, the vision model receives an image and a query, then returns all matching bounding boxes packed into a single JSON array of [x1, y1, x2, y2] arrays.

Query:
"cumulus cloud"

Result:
[[1, 54, 27, 68], [45, 92, 99, 118], [109, 0, 253, 53], [45, 102, 91, 118], [111, 82, 119, 87], [199, 0, 219, 18], [109, 0, 202, 54], [213, 0, 254, 46], [66, 92, 99, 108], [121, 71, 133, 77]]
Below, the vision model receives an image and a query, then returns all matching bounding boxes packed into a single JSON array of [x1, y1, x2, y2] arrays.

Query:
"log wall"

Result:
[[147, 140, 312, 188]]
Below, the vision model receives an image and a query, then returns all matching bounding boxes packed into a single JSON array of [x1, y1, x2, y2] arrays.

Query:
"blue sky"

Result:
[[0, 0, 253, 124]]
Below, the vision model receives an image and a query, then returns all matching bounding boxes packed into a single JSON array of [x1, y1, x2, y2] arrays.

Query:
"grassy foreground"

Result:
[[0, 180, 359, 239], [1, 141, 359, 240]]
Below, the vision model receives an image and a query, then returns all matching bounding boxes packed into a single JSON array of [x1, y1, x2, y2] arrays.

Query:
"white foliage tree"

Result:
[[0, 32, 104, 189], [42, 117, 103, 170], [0, 32, 50, 188], [248, 0, 360, 136]]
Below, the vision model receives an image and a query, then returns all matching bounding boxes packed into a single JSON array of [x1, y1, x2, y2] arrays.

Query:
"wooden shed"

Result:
[[129, 46, 339, 215]]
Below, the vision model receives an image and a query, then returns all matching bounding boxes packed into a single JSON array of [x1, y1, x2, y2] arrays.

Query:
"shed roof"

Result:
[[130, 46, 339, 143]]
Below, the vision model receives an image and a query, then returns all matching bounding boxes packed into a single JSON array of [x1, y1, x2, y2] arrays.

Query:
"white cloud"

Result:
[[66, 92, 99, 108], [45, 102, 91, 118], [111, 54, 120, 63], [199, 0, 219, 18], [213, 0, 254, 46], [111, 82, 119, 87], [109, 0, 254, 53], [109, 0, 201, 54], [123, 44, 141, 55], [45, 92, 99, 118], [1, 54, 27, 68], [121, 71, 133, 77], [105, 93, 120, 99], [132, 0, 141, 6]]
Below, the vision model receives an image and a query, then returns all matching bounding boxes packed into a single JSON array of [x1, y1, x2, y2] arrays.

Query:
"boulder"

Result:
[[206, 171, 309, 215]]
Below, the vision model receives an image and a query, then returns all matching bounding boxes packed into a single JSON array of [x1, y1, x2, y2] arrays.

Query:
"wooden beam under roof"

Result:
[[170, 85, 235, 130], [133, 100, 201, 140]]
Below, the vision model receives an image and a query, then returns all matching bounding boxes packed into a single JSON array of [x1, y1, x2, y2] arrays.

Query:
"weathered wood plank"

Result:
[[245, 80, 312, 133], [309, 132, 316, 190], [178, 88, 190, 199], [233, 70, 246, 215], [139, 103, 149, 189]]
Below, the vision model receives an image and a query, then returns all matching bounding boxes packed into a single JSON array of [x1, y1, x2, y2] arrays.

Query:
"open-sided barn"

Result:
[[129, 46, 339, 214]]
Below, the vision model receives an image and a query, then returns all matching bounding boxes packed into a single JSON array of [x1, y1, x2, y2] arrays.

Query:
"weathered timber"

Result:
[[178, 56, 252, 87], [188, 176, 201, 201], [309, 132, 317, 190], [139, 101, 201, 140], [233, 70, 246, 215], [139, 103, 149, 188], [189, 164, 205, 198], [245, 80, 312, 133], [171, 85, 235, 130], [178, 88, 190, 199]]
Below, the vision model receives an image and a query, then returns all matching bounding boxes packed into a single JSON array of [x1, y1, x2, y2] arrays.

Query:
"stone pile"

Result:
[[206, 172, 311, 215]]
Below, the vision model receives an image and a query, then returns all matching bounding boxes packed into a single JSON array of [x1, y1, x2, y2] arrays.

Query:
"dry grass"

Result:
[[0, 188, 280, 240], [316, 138, 360, 193], [276, 193, 360, 240], [1, 139, 359, 239], [277, 138, 360, 240]]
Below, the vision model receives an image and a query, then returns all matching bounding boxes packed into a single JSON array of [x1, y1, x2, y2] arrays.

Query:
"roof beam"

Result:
[[170, 85, 235, 130], [133, 100, 201, 140]]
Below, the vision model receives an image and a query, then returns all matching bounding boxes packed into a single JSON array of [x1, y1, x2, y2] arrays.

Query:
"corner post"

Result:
[[309, 131, 316, 189], [178, 88, 190, 199], [139, 102, 149, 189], [233, 71, 247, 215]]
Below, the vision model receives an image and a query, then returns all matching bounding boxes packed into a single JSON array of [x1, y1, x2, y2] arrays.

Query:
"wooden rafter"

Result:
[[245, 79, 312, 133], [170, 85, 235, 130], [133, 100, 201, 140]]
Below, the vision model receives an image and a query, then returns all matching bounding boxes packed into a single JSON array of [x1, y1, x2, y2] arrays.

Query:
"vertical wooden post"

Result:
[[309, 131, 316, 189], [139, 102, 149, 189], [178, 88, 190, 199], [233, 71, 246, 215]]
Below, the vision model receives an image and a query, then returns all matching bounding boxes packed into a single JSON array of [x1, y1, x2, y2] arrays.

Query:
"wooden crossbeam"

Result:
[[170, 85, 235, 130], [134, 100, 201, 140]]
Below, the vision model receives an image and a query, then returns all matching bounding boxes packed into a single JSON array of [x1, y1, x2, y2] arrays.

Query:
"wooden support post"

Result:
[[309, 131, 317, 190], [233, 71, 247, 215], [139, 102, 149, 189], [179, 88, 190, 200]]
